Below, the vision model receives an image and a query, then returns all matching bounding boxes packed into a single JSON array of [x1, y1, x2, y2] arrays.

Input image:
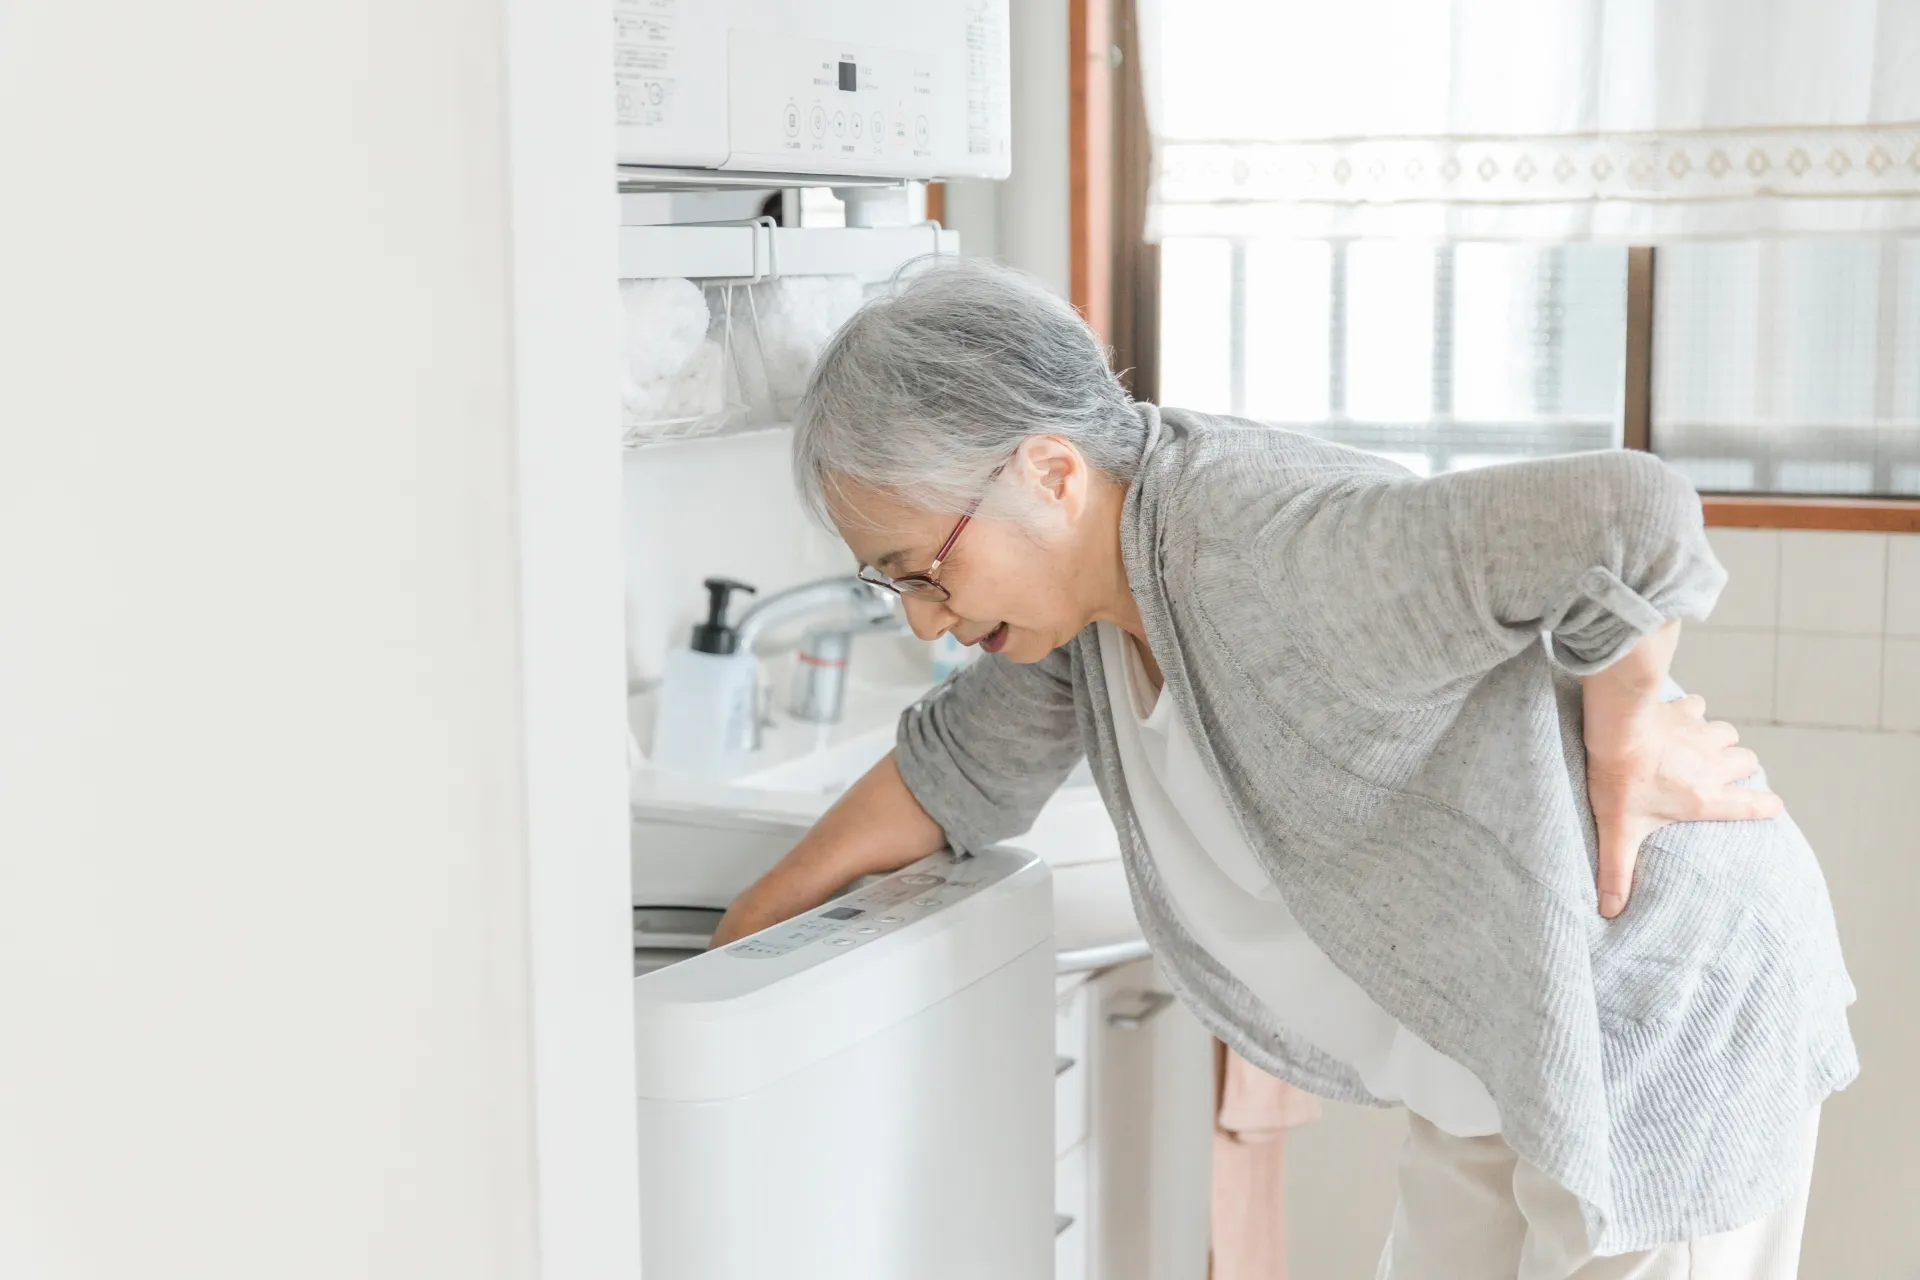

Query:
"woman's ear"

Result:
[[1012, 435, 1085, 511]]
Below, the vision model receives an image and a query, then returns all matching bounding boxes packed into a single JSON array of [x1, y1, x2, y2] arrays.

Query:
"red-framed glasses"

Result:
[[857, 508, 976, 603], [856, 466, 1004, 604]]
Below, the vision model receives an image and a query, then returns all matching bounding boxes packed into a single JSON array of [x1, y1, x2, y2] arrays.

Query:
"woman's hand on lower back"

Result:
[[1581, 621, 1783, 919]]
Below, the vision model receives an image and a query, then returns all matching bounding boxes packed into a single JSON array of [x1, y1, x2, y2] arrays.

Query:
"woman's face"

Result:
[[830, 440, 1103, 664]]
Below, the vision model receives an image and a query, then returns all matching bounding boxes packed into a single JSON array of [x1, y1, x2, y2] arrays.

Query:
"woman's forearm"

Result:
[[1582, 618, 1681, 705], [709, 751, 947, 946], [767, 750, 946, 899]]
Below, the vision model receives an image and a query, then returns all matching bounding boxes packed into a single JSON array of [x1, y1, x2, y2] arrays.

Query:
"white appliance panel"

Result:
[[616, 0, 1011, 180]]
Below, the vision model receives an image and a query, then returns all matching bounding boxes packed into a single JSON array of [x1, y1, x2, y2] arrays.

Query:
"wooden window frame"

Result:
[[1070, 0, 1116, 347], [1074, 24, 1915, 533], [1621, 248, 1918, 531]]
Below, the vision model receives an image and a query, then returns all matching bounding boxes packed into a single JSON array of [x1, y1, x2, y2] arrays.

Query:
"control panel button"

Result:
[[914, 114, 930, 148], [898, 874, 945, 887], [811, 105, 826, 137], [850, 112, 863, 139], [871, 111, 885, 141], [833, 111, 846, 137], [783, 102, 800, 137], [912, 897, 939, 908], [854, 926, 879, 935], [877, 916, 903, 924], [827, 938, 856, 947]]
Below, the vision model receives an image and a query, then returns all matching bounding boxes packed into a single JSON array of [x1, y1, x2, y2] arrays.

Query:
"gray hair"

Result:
[[791, 255, 1143, 527]]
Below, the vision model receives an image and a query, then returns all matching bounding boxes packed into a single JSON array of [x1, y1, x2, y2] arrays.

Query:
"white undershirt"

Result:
[[1097, 622, 1501, 1138]]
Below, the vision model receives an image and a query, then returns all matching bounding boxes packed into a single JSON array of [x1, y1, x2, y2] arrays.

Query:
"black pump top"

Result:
[[691, 577, 756, 654]]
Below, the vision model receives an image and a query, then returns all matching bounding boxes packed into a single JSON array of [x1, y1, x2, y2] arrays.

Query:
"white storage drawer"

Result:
[[1055, 1142, 1088, 1280], [1087, 959, 1215, 1280], [1054, 982, 1090, 1157]]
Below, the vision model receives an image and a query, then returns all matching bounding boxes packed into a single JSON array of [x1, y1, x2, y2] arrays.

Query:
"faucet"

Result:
[[734, 576, 909, 734]]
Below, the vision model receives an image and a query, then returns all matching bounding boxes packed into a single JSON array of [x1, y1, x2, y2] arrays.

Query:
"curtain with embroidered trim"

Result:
[[1138, 0, 1920, 242]]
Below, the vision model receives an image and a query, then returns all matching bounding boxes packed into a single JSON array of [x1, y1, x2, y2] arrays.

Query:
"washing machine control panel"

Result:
[[724, 851, 998, 960]]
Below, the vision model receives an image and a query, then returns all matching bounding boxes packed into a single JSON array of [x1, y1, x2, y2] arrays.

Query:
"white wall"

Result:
[[623, 432, 852, 683], [0, 2, 637, 1277], [506, 0, 646, 1275], [996, 0, 1074, 297], [1289, 528, 1920, 1275], [1757, 724, 1920, 1273], [942, 0, 1071, 295]]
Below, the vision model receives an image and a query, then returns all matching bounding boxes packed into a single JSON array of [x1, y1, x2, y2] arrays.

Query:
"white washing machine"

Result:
[[632, 847, 1055, 1279]]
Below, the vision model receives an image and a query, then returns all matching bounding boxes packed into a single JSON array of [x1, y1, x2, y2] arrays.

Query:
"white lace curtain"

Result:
[[1139, 0, 1920, 241]]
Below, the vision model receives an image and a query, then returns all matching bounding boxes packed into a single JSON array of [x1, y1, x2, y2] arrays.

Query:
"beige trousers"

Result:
[[1377, 1109, 1821, 1280]]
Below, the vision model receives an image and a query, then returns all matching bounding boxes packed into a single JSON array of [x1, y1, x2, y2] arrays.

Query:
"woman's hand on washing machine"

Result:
[[709, 751, 948, 950]]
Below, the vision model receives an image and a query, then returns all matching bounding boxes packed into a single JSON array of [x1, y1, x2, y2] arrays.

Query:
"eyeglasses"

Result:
[[857, 508, 975, 603], [856, 467, 1004, 604]]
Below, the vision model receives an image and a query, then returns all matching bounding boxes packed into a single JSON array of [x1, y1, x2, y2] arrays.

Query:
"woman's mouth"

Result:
[[978, 622, 1010, 654]]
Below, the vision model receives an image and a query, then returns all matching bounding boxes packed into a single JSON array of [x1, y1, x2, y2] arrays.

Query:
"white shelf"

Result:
[[770, 225, 957, 279], [615, 166, 902, 193], [618, 221, 957, 282], [618, 225, 761, 280]]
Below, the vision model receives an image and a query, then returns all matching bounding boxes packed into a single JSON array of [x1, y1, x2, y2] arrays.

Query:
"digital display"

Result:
[[820, 906, 864, 921], [838, 61, 857, 92]]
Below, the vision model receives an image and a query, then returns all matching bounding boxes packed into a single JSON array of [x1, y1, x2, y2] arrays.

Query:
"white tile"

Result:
[[1777, 531, 1888, 635], [1774, 634, 1883, 729], [1883, 638, 1920, 732], [1701, 528, 1779, 630], [1886, 535, 1920, 638], [1671, 628, 1775, 722]]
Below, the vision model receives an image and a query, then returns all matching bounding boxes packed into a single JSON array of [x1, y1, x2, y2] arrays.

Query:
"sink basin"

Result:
[[722, 717, 1118, 870], [736, 723, 1100, 799], [733, 724, 896, 797], [630, 671, 1120, 914]]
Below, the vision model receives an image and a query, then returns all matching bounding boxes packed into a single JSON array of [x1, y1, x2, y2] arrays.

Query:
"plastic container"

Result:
[[650, 578, 760, 778]]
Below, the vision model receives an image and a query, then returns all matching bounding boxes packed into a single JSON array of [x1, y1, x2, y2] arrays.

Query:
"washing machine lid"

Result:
[[632, 847, 1052, 1101]]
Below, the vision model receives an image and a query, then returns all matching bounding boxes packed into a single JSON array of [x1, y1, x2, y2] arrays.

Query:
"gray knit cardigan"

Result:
[[895, 404, 1856, 1254]]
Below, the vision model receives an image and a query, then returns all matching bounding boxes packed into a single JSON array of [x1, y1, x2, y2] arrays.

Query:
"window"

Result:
[[1158, 235, 1920, 501], [1159, 240, 1628, 476], [1654, 240, 1920, 498]]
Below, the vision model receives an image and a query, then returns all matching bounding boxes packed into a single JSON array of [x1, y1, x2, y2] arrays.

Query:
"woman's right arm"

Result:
[[711, 644, 1085, 949], [709, 751, 945, 947], [1254, 447, 1726, 701]]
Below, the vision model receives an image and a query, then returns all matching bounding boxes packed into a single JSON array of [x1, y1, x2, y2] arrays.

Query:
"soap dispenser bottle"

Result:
[[650, 578, 760, 778]]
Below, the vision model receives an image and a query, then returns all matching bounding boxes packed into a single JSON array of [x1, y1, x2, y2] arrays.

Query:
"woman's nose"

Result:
[[902, 595, 955, 642]]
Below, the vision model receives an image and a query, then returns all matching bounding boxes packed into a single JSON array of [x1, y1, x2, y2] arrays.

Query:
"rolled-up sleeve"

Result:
[[1252, 449, 1726, 702], [894, 644, 1085, 856]]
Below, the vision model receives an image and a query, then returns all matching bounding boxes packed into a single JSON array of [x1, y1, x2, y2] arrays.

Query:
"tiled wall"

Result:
[[1672, 529, 1920, 732]]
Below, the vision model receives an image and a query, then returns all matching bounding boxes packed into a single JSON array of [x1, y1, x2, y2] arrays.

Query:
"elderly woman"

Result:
[[711, 257, 1855, 1278]]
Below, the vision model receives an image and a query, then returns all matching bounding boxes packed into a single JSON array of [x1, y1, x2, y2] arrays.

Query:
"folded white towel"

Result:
[[619, 277, 710, 387], [622, 338, 725, 427], [750, 276, 866, 401]]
